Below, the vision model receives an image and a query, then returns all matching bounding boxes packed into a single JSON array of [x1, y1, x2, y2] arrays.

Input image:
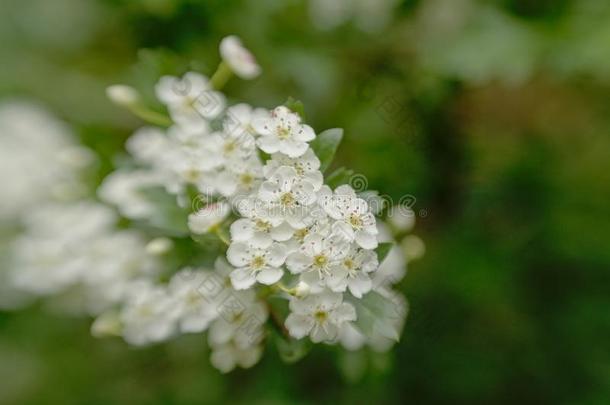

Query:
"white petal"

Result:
[[256, 267, 283, 285], [230, 267, 256, 290], [226, 242, 250, 267], [347, 272, 372, 298], [286, 252, 313, 274], [285, 314, 314, 339], [355, 230, 378, 249], [230, 218, 255, 242]]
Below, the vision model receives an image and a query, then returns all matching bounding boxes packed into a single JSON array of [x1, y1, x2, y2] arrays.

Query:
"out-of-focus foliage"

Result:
[[1, 0, 609, 403]]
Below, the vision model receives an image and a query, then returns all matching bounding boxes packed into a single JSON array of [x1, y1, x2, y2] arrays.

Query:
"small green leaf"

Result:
[[375, 242, 394, 264], [284, 97, 305, 120], [276, 335, 311, 364], [310, 128, 344, 173], [326, 167, 354, 188]]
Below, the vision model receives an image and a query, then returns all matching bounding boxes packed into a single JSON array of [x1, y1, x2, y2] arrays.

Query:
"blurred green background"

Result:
[[1, 0, 609, 403]]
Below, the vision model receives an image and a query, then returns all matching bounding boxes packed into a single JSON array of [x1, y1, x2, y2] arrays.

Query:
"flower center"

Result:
[[240, 173, 254, 185], [349, 214, 363, 229], [224, 141, 236, 153], [184, 168, 201, 182], [313, 254, 328, 267], [277, 126, 291, 140], [343, 258, 354, 270], [251, 256, 266, 269], [294, 228, 309, 242], [314, 311, 328, 322], [254, 219, 271, 232], [280, 192, 295, 206]]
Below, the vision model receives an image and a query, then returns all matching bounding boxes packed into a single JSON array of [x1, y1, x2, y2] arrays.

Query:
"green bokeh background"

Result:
[[1, 0, 609, 403]]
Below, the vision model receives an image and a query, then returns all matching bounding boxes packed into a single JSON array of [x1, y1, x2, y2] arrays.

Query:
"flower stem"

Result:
[[129, 104, 172, 127], [210, 61, 233, 90], [213, 227, 230, 246], [265, 301, 290, 340]]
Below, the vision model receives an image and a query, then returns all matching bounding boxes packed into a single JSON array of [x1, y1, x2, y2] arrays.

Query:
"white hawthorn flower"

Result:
[[168, 269, 219, 333], [285, 291, 356, 343], [210, 341, 264, 373], [253, 106, 315, 158], [227, 239, 288, 290], [208, 290, 268, 348], [319, 185, 379, 249], [120, 282, 177, 346], [155, 72, 225, 126], [215, 156, 264, 198], [258, 166, 317, 228], [126, 126, 170, 165], [188, 201, 231, 234], [219, 35, 262, 80], [338, 322, 367, 351], [263, 148, 324, 191], [98, 169, 163, 220], [286, 233, 349, 293], [326, 245, 378, 298], [223, 103, 268, 141], [229, 196, 294, 245]]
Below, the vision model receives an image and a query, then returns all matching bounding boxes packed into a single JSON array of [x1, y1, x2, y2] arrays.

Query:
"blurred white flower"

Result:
[[120, 281, 177, 345], [188, 201, 231, 234], [285, 291, 356, 343], [106, 84, 140, 107], [155, 72, 225, 126], [220, 35, 262, 80], [0, 101, 93, 221]]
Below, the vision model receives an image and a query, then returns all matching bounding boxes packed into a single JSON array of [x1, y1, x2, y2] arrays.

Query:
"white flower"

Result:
[[155, 72, 225, 126], [229, 197, 294, 246], [208, 290, 268, 348], [223, 103, 268, 141], [188, 201, 231, 234], [253, 106, 315, 158], [338, 322, 366, 351], [219, 35, 261, 80], [215, 156, 264, 198], [210, 341, 263, 373], [258, 166, 317, 228], [286, 233, 349, 293], [120, 281, 177, 346], [168, 269, 218, 333], [227, 239, 288, 290], [319, 185, 379, 249], [263, 148, 324, 191], [98, 169, 163, 220], [126, 127, 170, 164], [0, 101, 92, 221], [326, 245, 378, 298], [106, 84, 139, 107], [285, 291, 356, 343]]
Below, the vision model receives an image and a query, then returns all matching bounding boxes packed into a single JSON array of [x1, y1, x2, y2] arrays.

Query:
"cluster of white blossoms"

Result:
[[3, 36, 414, 374], [9, 201, 160, 315]]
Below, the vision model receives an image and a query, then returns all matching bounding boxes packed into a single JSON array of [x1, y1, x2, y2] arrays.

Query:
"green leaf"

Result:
[[275, 335, 311, 364], [310, 128, 344, 173], [284, 97, 305, 120], [326, 167, 354, 188], [375, 242, 394, 264]]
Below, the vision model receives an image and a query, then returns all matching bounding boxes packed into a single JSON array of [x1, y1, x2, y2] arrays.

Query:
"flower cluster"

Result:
[[3, 36, 413, 374]]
